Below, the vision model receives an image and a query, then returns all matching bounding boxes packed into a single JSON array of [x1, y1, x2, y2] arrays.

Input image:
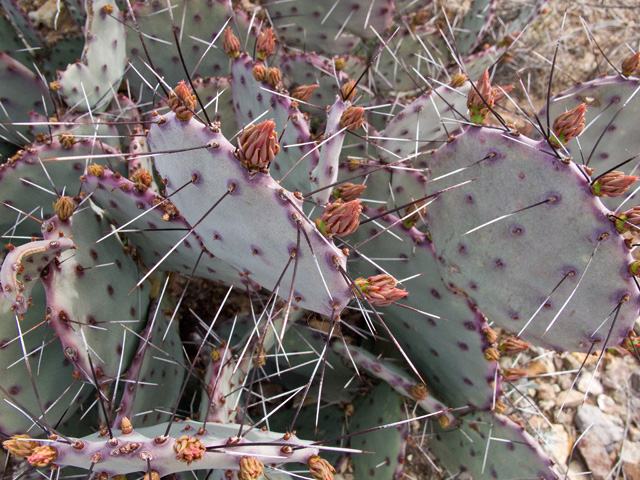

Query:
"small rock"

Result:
[[575, 436, 612, 480], [544, 423, 572, 467], [556, 389, 584, 408], [621, 441, 640, 464], [575, 404, 624, 448], [596, 394, 617, 414], [631, 371, 640, 392], [576, 373, 603, 396]]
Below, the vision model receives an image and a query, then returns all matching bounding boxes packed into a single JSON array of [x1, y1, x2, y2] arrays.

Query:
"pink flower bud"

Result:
[[592, 170, 638, 197], [340, 80, 357, 102], [292, 84, 319, 103], [223, 27, 241, 59], [614, 205, 640, 233], [467, 69, 494, 124], [622, 52, 640, 76], [551, 103, 587, 147], [27, 445, 58, 467], [492, 84, 514, 105], [168, 81, 197, 121], [502, 368, 528, 382], [173, 436, 205, 465], [315, 199, 362, 238], [332, 183, 366, 202], [130, 168, 154, 193], [355, 274, 408, 307], [256, 28, 275, 61], [3, 435, 39, 458], [238, 119, 280, 174], [339, 106, 365, 131], [498, 337, 530, 355], [238, 456, 264, 480], [308, 455, 336, 480]]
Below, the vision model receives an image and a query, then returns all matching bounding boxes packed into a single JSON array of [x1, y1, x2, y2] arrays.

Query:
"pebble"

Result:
[[576, 373, 603, 396]]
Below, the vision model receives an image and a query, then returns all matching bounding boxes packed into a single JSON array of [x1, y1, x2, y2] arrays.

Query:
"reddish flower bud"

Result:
[[340, 80, 357, 102], [614, 205, 640, 233], [316, 199, 362, 238], [238, 456, 264, 480], [168, 81, 197, 121], [622, 52, 640, 76], [498, 337, 530, 356], [502, 368, 528, 382], [27, 445, 58, 467], [592, 170, 638, 197], [252, 64, 267, 82], [130, 169, 154, 193], [223, 27, 241, 59], [292, 84, 319, 103], [467, 69, 494, 124], [482, 326, 499, 344], [256, 28, 275, 61], [173, 436, 205, 464], [332, 182, 366, 202], [340, 106, 365, 131], [492, 84, 514, 105], [3, 435, 39, 458], [355, 274, 408, 307], [308, 455, 336, 480], [238, 119, 280, 174], [551, 103, 587, 148], [267, 67, 282, 88]]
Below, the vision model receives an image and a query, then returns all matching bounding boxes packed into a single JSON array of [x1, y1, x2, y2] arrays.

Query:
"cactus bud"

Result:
[[467, 69, 494, 124], [308, 455, 336, 480], [3, 434, 39, 458], [483, 347, 500, 362], [498, 337, 530, 355], [49, 80, 61, 91], [256, 28, 275, 61], [27, 445, 58, 467], [292, 84, 319, 103], [402, 200, 426, 229], [238, 119, 280, 174], [223, 27, 241, 59], [550, 103, 587, 148], [482, 326, 498, 344], [492, 84, 514, 105], [592, 170, 638, 197], [438, 414, 451, 429], [168, 81, 197, 122], [58, 131, 75, 149], [614, 206, 640, 233], [267, 67, 282, 88], [238, 456, 264, 480], [334, 57, 346, 70], [87, 164, 104, 177], [502, 368, 528, 382], [449, 72, 467, 88], [354, 274, 408, 307], [629, 261, 640, 276], [54, 196, 74, 222], [120, 417, 133, 434], [622, 52, 640, 76], [339, 106, 365, 131], [493, 398, 507, 414], [252, 64, 267, 82], [173, 436, 205, 465], [315, 199, 362, 238], [410, 383, 428, 401], [130, 169, 154, 193], [332, 183, 366, 202], [340, 80, 357, 102]]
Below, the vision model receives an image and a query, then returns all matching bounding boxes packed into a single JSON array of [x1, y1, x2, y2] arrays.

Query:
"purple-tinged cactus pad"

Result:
[[347, 209, 500, 409], [0, 284, 91, 436], [0, 52, 51, 141], [148, 112, 352, 317], [56, 0, 126, 111], [83, 167, 245, 286], [28, 419, 322, 477], [40, 202, 150, 383], [0, 237, 74, 315], [349, 382, 406, 480], [428, 410, 558, 479], [536, 75, 640, 210], [266, 0, 395, 56], [425, 127, 639, 352]]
